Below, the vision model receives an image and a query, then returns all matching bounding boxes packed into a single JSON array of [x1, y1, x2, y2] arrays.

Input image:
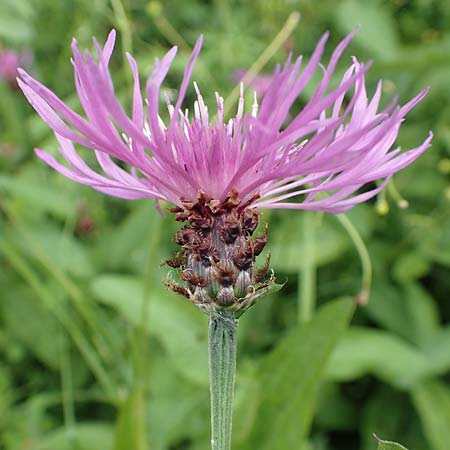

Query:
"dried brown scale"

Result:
[[252, 224, 268, 256], [189, 213, 212, 234], [220, 214, 241, 244], [232, 255, 253, 271], [255, 254, 271, 283], [165, 189, 278, 316], [161, 253, 185, 269], [232, 239, 254, 270], [252, 275, 275, 291], [180, 270, 208, 287], [242, 210, 259, 235], [166, 280, 190, 299], [175, 227, 197, 246]]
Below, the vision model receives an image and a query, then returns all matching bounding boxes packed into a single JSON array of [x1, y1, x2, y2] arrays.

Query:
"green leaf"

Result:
[[360, 387, 411, 450], [366, 284, 412, 342], [105, 202, 158, 271], [426, 216, 450, 267], [328, 323, 450, 388], [113, 387, 147, 450], [237, 298, 355, 450], [9, 223, 94, 278], [91, 274, 209, 385], [232, 363, 261, 443], [0, 285, 62, 370], [392, 252, 430, 283], [367, 282, 439, 347], [269, 215, 347, 271], [147, 352, 209, 449], [33, 423, 113, 450], [401, 283, 440, 346], [315, 381, 356, 430], [375, 436, 409, 450], [0, 174, 75, 220], [421, 326, 450, 376], [412, 380, 450, 450], [325, 327, 428, 389]]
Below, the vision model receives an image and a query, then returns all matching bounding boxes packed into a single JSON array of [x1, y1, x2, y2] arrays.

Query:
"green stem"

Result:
[[298, 212, 317, 323], [223, 11, 301, 114], [387, 178, 409, 209], [111, 0, 133, 89], [111, 0, 133, 55], [60, 332, 76, 437], [150, 13, 216, 87], [209, 311, 237, 450], [336, 213, 372, 305]]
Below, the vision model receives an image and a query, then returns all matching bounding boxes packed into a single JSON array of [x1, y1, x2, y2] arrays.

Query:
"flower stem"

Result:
[[336, 213, 372, 305], [298, 212, 317, 323], [208, 311, 237, 450], [223, 11, 301, 114]]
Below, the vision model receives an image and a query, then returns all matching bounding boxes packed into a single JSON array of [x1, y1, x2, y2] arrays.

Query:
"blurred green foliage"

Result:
[[1, 0, 450, 449]]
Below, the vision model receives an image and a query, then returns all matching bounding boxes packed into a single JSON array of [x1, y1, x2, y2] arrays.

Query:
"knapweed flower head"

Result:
[[233, 69, 274, 98], [0, 47, 31, 88], [18, 29, 432, 315]]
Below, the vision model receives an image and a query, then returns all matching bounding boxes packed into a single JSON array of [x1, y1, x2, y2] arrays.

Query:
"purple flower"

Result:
[[233, 69, 274, 97], [18, 30, 431, 215], [1, 48, 31, 88], [0, 50, 20, 86]]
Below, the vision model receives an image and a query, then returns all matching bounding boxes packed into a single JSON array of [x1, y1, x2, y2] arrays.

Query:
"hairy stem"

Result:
[[209, 311, 237, 450]]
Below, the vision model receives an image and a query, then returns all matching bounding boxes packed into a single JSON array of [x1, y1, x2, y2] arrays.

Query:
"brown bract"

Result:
[[165, 190, 277, 316]]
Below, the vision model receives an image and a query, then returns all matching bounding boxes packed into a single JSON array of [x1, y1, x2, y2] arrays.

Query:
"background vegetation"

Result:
[[1, 1, 450, 449]]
